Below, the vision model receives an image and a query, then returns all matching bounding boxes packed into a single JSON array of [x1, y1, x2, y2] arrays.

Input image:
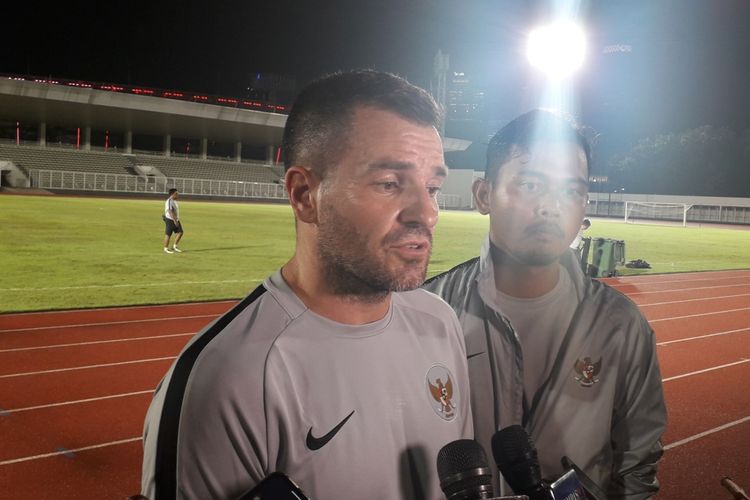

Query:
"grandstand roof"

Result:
[[1, 77, 471, 153], [0, 78, 286, 146]]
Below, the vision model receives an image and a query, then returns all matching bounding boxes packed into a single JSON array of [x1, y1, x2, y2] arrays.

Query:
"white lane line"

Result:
[[657, 327, 750, 346], [0, 279, 260, 292], [0, 332, 194, 353], [607, 272, 750, 287], [0, 300, 237, 317], [649, 306, 750, 323], [662, 359, 750, 382], [0, 314, 217, 333], [639, 292, 750, 307], [621, 283, 750, 296], [2, 390, 154, 414], [0, 437, 142, 466], [664, 416, 750, 451], [0, 356, 176, 379]]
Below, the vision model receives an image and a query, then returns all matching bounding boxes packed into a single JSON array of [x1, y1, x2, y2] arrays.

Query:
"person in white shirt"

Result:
[[162, 188, 183, 254], [569, 217, 591, 250]]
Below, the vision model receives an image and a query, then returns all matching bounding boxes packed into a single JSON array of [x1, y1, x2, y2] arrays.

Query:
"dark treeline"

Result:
[[605, 125, 750, 197]]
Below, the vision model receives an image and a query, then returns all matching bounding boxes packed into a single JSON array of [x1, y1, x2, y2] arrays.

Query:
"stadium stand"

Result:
[[0, 144, 132, 175], [134, 154, 283, 184]]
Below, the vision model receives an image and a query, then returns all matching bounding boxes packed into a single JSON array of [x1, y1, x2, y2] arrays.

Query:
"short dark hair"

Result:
[[281, 69, 443, 177], [484, 109, 591, 183], [168, 188, 178, 196]]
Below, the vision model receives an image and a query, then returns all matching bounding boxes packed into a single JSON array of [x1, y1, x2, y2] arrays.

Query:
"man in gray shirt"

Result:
[[141, 70, 473, 500], [425, 110, 666, 499]]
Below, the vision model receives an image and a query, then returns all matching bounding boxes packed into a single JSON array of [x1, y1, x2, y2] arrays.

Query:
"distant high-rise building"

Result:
[[245, 73, 297, 107], [444, 71, 486, 140]]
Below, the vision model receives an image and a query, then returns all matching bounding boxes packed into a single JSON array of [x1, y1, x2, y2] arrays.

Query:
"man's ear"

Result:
[[472, 178, 492, 215], [285, 166, 319, 224]]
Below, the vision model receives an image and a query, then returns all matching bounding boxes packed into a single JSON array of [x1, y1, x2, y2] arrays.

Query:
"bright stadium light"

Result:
[[527, 21, 587, 79]]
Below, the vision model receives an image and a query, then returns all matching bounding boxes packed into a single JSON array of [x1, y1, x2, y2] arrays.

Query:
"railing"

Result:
[[29, 169, 287, 200], [27, 169, 466, 209]]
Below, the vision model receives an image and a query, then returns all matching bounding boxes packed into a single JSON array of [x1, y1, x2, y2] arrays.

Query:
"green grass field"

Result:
[[1, 194, 748, 313]]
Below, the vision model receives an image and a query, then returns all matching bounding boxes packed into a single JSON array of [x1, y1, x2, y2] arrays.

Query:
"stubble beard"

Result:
[[491, 239, 562, 268], [317, 204, 431, 302]]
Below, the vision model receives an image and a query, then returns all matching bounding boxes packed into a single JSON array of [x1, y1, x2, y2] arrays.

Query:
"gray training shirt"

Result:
[[141, 270, 473, 500]]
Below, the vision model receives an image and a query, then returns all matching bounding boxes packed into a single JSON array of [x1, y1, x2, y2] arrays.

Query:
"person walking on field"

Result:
[[163, 188, 183, 253]]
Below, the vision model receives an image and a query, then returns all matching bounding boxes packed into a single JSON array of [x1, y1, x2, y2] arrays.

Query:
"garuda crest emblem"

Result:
[[574, 357, 602, 387], [426, 365, 458, 421]]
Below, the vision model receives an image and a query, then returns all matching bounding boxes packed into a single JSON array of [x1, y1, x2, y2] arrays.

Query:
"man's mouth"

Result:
[[527, 223, 564, 238], [392, 239, 431, 257]]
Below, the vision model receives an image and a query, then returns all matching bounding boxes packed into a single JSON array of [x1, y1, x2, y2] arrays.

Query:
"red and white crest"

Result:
[[574, 357, 602, 387]]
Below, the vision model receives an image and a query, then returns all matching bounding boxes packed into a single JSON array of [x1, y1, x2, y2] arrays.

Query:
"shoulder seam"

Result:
[[153, 283, 267, 500]]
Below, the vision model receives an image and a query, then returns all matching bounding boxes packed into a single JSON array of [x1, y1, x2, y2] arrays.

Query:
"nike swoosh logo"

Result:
[[306, 410, 355, 451], [467, 352, 485, 360]]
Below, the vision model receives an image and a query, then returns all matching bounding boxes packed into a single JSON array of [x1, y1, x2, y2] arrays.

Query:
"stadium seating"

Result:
[[0, 144, 132, 175], [134, 154, 283, 183]]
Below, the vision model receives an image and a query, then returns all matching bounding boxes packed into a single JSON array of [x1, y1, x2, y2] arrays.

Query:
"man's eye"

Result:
[[519, 181, 541, 193], [427, 186, 442, 197], [563, 187, 586, 201], [379, 181, 399, 191]]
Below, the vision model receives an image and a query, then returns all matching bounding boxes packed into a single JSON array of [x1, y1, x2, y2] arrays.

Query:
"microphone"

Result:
[[491, 426, 549, 500], [491, 426, 603, 500], [437, 439, 496, 499], [236, 472, 310, 500], [722, 477, 750, 500], [560, 456, 606, 500]]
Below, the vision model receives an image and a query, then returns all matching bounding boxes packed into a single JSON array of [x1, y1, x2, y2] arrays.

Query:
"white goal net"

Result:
[[624, 201, 693, 227]]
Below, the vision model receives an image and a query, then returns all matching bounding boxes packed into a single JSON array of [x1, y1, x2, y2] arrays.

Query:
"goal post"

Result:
[[624, 201, 693, 227]]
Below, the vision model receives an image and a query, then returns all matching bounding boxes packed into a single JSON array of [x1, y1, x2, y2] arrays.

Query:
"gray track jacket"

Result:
[[424, 239, 667, 499]]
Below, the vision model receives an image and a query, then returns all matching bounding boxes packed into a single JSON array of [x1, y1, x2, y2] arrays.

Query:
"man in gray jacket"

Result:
[[425, 109, 666, 499]]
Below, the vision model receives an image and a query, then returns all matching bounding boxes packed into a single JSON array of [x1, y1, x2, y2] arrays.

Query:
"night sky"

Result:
[[6, 0, 750, 167]]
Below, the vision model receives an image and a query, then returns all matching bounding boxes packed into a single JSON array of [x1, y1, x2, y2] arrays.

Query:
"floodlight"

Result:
[[527, 21, 587, 79]]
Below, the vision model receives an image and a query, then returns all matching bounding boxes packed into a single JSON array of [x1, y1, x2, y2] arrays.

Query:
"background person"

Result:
[[140, 70, 473, 500], [425, 109, 666, 499], [163, 188, 183, 253], [569, 217, 591, 250]]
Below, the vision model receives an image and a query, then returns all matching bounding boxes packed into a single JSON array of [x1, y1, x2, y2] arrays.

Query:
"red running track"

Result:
[[1, 273, 749, 499]]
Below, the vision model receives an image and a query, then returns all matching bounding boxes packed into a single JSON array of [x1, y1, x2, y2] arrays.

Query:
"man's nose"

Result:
[[536, 190, 562, 218], [400, 186, 439, 229]]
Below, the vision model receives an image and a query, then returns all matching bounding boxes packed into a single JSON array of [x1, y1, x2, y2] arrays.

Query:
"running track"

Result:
[[1, 270, 748, 499]]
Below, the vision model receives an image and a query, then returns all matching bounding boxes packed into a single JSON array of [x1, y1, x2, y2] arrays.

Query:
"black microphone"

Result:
[[236, 472, 310, 500], [436, 439, 496, 499], [721, 477, 750, 500], [491, 426, 550, 500], [560, 456, 606, 500], [492, 425, 603, 500]]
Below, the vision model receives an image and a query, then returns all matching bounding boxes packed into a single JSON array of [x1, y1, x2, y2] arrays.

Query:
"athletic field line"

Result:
[[0, 278, 262, 292], [0, 300, 237, 317], [638, 292, 750, 307], [664, 415, 750, 451], [657, 327, 750, 346], [616, 282, 750, 297], [0, 356, 176, 379], [649, 306, 750, 323], [3, 390, 154, 414], [607, 271, 750, 286], [0, 332, 195, 353], [0, 437, 142, 466], [0, 314, 218, 333], [662, 359, 750, 382]]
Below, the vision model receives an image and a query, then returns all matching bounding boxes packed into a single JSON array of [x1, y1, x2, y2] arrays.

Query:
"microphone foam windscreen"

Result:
[[437, 439, 493, 499], [491, 425, 543, 495]]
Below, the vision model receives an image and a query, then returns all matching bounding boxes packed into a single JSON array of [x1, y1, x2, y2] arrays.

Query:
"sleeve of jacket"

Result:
[[608, 305, 667, 499]]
